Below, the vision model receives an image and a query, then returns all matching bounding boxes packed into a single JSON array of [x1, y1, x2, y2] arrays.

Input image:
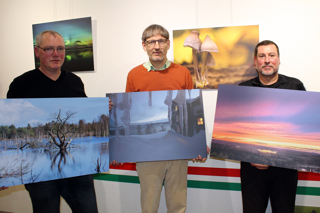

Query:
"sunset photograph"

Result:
[[211, 84, 320, 173]]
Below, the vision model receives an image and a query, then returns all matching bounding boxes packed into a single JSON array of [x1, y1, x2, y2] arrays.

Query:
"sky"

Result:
[[32, 17, 93, 46], [108, 89, 201, 125], [213, 84, 320, 153], [0, 97, 109, 128]]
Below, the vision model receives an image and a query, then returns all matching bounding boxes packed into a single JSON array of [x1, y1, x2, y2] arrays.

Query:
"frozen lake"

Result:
[[110, 130, 207, 163], [0, 136, 109, 186]]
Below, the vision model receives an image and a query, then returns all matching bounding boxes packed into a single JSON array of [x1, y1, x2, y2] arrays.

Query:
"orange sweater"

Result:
[[126, 62, 194, 92]]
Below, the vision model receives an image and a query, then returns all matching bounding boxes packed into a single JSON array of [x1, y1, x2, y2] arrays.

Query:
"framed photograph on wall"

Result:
[[32, 17, 94, 72], [173, 25, 259, 89]]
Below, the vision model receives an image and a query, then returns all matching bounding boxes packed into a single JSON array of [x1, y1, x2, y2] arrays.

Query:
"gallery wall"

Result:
[[2, 0, 320, 99], [1, 0, 320, 212]]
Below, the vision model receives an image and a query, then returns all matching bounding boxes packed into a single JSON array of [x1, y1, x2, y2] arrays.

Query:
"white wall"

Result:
[[1, 0, 320, 212], [1, 0, 320, 99]]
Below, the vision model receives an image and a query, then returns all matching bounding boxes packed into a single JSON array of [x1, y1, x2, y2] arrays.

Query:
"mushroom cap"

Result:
[[200, 35, 218, 53], [183, 30, 202, 51], [206, 52, 216, 66]]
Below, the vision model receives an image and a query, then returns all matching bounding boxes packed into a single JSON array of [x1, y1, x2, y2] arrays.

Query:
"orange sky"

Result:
[[212, 85, 320, 154], [213, 121, 320, 154]]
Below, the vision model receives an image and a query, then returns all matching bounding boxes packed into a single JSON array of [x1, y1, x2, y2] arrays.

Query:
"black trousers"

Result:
[[240, 162, 298, 213], [25, 175, 98, 213]]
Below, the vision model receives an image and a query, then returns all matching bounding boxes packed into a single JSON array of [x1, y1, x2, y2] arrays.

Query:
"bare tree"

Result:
[[47, 109, 78, 150], [78, 119, 86, 137], [0, 158, 31, 182], [94, 153, 106, 173], [98, 114, 109, 137], [51, 149, 72, 173]]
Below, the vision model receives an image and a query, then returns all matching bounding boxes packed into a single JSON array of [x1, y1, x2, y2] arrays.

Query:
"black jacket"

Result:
[[239, 74, 306, 91]]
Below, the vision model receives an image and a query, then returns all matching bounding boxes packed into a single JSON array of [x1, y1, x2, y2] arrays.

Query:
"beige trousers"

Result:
[[136, 160, 188, 213]]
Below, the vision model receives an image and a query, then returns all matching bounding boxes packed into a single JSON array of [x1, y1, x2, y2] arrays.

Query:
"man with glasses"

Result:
[[126, 25, 193, 92], [125, 24, 206, 213], [7, 30, 98, 213]]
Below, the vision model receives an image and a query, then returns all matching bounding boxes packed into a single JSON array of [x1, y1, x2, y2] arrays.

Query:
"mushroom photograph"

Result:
[[173, 25, 259, 89]]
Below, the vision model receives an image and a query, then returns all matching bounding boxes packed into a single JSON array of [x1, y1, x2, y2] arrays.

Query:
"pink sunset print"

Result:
[[211, 84, 320, 173]]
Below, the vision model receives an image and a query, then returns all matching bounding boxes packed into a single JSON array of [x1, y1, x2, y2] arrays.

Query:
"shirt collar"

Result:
[[254, 74, 285, 87], [143, 59, 171, 72]]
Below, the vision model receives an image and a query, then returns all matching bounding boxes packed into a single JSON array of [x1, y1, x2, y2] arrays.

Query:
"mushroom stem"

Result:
[[199, 35, 218, 87], [183, 31, 202, 87], [200, 51, 208, 85], [192, 49, 200, 82], [204, 52, 215, 82]]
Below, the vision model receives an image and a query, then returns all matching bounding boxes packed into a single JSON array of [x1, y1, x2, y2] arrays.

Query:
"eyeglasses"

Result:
[[37, 46, 65, 54], [145, 39, 167, 47]]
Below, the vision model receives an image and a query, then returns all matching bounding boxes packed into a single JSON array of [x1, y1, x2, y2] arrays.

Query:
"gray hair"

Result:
[[141, 24, 169, 41], [35, 30, 64, 46]]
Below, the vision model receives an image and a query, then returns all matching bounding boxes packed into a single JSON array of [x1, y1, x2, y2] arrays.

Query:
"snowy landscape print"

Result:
[[0, 97, 109, 187], [107, 89, 207, 163], [211, 84, 320, 173]]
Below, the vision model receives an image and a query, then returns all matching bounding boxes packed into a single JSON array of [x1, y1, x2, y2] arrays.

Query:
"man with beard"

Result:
[[124, 24, 207, 213], [239, 40, 305, 213], [7, 30, 98, 213]]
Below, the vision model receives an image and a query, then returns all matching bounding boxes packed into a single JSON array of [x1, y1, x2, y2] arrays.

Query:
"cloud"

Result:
[[0, 100, 43, 127], [215, 85, 315, 122]]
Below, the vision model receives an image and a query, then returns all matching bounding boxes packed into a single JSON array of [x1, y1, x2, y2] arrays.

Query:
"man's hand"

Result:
[[110, 160, 124, 166], [0, 186, 8, 191], [192, 145, 210, 162], [109, 99, 113, 111], [251, 163, 269, 170]]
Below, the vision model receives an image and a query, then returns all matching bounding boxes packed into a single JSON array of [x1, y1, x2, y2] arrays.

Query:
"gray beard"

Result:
[[258, 68, 279, 76], [150, 56, 165, 61]]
